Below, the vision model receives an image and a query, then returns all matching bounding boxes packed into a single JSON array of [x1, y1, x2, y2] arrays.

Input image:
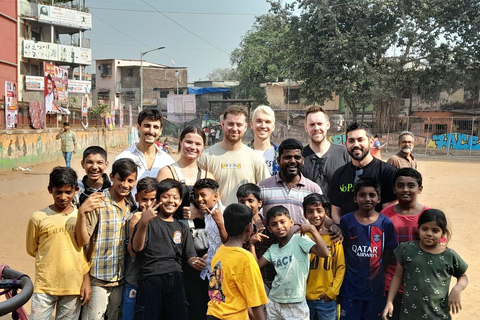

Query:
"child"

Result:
[[122, 177, 158, 320], [381, 168, 429, 320], [258, 205, 329, 320], [75, 146, 111, 207], [339, 177, 397, 320], [26, 167, 91, 319], [236, 183, 264, 231], [132, 179, 204, 320], [303, 193, 345, 320], [207, 203, 268, 320], [75, 158, 138, 319], [382, 209, 468, 320], [193, 179, 227, 282]]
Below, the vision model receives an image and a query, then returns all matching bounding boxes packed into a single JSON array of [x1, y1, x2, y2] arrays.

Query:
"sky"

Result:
[[85, 0, 273, 82]]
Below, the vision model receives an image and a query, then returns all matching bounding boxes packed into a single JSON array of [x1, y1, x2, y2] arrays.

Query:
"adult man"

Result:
[[45, 74, 55, 113], [387, 131, 417, 169], [55, 121, 77, 167], [115, 108, 174, 197], [328, 122, 397, 224], [198, 105, 269, 205], [302, 106, 350, 195], [259, 139, 321, 224], [247, 105, 280, 176]]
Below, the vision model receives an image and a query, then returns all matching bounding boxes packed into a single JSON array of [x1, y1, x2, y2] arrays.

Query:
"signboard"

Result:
[[5, 81, 18, 129], [37, 5, 92, 29], [81, 94, 88, 117], [23, 40, 92, 65], [44, 62, 69, 114], [26, 76, 91, 94]]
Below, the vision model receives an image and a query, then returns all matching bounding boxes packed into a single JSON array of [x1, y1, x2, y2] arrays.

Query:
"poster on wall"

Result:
[[29, 99, 45, 129], [119, 103, 124, 128], [105, 113, 115, 131], [5, 81, 18, 129], [44, 62, 70, 114], [81, 94, 89, 117], [129, 104, 133, 127]]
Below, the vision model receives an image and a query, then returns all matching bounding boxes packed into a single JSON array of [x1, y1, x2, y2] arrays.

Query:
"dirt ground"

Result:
[[0, 149, 478, 319]]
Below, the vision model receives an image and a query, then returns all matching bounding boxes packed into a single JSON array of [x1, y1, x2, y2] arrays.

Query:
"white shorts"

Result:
[[266, 299, 309, 320]]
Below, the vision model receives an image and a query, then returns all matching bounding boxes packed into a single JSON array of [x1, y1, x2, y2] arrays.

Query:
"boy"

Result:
[[75, 158, 138, 319], [258, 205, 329, 320], [339, 178, 397, 320], [207, 203, 269, 320], [381, 168, 428, 320], [193, 179, 227, 281], [75, 146, 111, 207], [303, 193, 346, 320], [26, 167, 90, 319], [122, 177, 158, 320], [132, 179, 204, 319], [236, 183, 264, 232]]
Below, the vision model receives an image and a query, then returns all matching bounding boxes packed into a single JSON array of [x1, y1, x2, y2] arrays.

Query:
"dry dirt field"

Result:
[[0, 149, 478, 319]]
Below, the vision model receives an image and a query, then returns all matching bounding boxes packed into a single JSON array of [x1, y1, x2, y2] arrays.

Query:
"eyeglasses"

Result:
[[354, 168, 364, 183]]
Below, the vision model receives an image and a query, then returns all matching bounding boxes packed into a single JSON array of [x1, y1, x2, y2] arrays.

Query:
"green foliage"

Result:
[[89, 102, 109, 116], [205, 68, 239, 81]]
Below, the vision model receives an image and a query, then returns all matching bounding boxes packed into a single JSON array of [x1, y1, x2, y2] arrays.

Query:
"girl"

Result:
[[382, 209, 468, 320]]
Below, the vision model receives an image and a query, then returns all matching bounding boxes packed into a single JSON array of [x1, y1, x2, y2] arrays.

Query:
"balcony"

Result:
[[23, 39, 91, 65]]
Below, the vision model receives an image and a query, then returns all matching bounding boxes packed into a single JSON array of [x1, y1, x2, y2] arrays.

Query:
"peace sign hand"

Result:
[[139, 200, 162, 224]]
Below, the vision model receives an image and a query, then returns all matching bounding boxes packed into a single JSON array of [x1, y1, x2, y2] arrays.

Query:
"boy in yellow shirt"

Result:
[[26, 167, 91, 319]]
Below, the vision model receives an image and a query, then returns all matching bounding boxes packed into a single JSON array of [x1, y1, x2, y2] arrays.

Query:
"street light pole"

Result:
[[140, 46, 165, 112]]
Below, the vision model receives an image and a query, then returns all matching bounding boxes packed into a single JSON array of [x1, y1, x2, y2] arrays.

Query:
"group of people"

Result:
[[26, 105, 468, 320]]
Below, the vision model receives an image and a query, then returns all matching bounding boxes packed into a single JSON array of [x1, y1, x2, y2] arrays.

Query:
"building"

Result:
[[93, 59, 188, 112]]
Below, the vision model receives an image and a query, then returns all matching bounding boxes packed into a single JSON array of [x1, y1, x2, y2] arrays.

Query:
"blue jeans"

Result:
[[63, 151, 73, 167], [308, 299, 338, 320], [121, 283, 138, 320]]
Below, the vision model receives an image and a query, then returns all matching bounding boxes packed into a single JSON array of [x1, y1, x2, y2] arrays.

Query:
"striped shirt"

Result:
[[258, 173, 322, 224]]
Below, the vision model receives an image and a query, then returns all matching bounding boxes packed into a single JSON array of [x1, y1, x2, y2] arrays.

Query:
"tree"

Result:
[[205, 68, 239, 81]]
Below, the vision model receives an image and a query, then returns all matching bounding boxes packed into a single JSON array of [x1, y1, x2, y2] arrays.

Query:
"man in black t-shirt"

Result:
[[302, 106, 350, 195], [328, 122, 397, 223]]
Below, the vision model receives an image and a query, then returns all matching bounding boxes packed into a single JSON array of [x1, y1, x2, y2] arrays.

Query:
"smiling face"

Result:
[[251, 111, 275, 141], [305, 111, 330, 144], [278, 149, 304, 180], [49, 184, 77, 212], [222, 113, 247, 144], [305, 203, 327, 229], [238, 194, 262, 216], [394, 176, 422, 205], [194, 188, 219, 211], [354, 186, 380, 212], [158, 188, 181, 217], [136, 189, 157, 210], [109, 172, 137, 199], [138, 119, 162, 146], [267, 213, 293, 239], [419, 221, 444, 249], [346, 129, 372, 162], [180, 132, 205, 160], [81, 153, 108, 183]]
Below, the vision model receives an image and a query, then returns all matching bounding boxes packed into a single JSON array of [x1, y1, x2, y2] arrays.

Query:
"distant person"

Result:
[[247, 105, 280, 176], [198, 105, 269, 205], [302, 106, 350, 196], [387, 131, 417, 170], [370, 134, 387, 160], [55, 121, 77, 167]]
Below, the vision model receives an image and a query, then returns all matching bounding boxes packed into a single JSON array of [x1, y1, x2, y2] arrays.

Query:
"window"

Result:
[[101, 63, 112, 76], [160, 91, 169, 98], [98, 91, 110, 100], [127, 68, 133, 77], [285, 88, 300, 104]]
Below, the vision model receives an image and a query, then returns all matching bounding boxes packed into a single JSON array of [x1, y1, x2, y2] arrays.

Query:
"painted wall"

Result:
[[427, 133, 480, 150], [0, 128, 129, 169]]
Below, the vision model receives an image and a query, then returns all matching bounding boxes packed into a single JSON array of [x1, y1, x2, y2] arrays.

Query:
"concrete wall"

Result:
[[0, 127, 129, 170]]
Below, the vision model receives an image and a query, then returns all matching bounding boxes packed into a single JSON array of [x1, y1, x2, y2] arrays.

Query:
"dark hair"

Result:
[[138, 108, 163, 126], [303, 193, 331, 215], [48, 166, 78, 189], [157, 178, 183, 199], [353, 177, 381, 197], [193, 178, 219, 191], [418, 209, 451, 242], [223, 104, 248, 120], [346, 122, 372, 138], [82, 146, 107, 162], [179, 125, 206, 151], [46, 74, 52, 81], [63, 121, 69, 126], [236, 183, 262, 201], [394, 168, 422, 187], [305, 106, 329, 120], [223, 203, 253, 237], [278, 138, 303, 157], [137, 177, 158, 194], [266, 205, 291, 225], [111, 158, 138, 179]]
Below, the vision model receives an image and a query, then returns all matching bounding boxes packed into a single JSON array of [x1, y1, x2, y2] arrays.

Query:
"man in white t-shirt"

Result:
[[114, 108, 174, 197], [198, 105, 270, 205], [247, 105, 279, 176]]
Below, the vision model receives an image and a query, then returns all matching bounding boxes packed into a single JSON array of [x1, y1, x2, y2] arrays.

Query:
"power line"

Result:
[[89, 7, 260, 16]]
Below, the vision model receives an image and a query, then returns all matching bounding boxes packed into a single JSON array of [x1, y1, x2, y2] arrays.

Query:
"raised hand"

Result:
[[294, 223, 315, 236], [78, 192, 105, 215], [140, 200, 162, 224], [249, 228, 269, 245]]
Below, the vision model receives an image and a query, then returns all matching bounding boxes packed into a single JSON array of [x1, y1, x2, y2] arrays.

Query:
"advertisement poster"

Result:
[[5, 81, 18, 129], [29, 99, 45, 129], [105, 113, 115, 131], [37, 4, 92, 29], [82, 94, 88, 117], [129, 104, 133, 127], [119, 103, 124, 128], [44, 62, 69, 114]]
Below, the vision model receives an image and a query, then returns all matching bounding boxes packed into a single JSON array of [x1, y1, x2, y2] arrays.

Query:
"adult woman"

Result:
[[156, 125, 214, 320]]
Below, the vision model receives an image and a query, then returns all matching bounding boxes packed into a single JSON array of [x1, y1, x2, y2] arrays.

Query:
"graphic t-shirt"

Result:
[[395, 241, 468, 320], [328, 158, 397, 216], [339, 213, 397, 300], [207, 246, 268, 320], [263, 234, 315, 303]]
